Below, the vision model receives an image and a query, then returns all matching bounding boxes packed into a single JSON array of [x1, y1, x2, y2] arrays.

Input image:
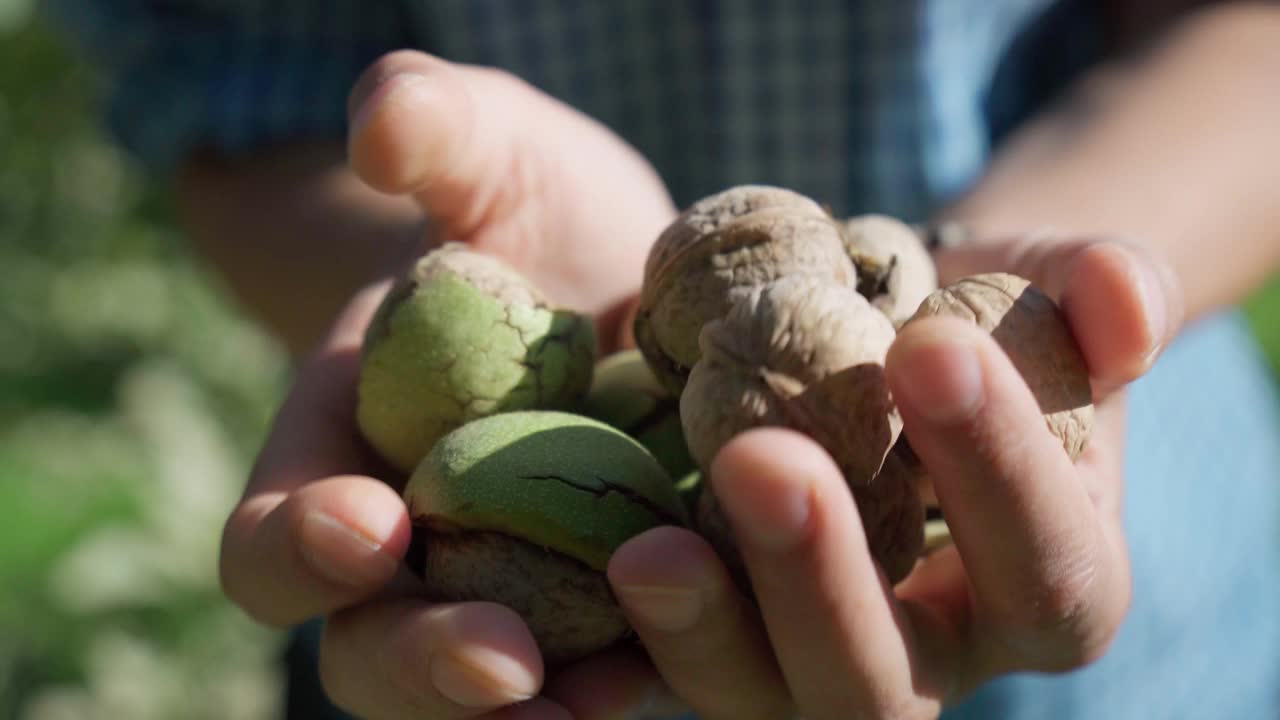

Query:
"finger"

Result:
[[220, 475, 412, 626], [886, 317, 1130, 675], [1055, 242, 1182, 395], [543, 647, 692, 720], [710, 429, 943, 719], [605, 527, 791, 720], [347, 50, 520, 240], [250, 279, 395, 493], [221, 281, 410, 625], [319, 599, 547, 719], [937, 236, 1183, 395]]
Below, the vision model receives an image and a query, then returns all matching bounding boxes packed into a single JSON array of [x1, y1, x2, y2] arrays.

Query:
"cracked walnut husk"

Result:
[[357, 243, 597, 472], [403, 411, 689, 665]]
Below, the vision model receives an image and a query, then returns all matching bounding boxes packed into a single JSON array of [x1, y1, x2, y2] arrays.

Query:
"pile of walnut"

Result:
[[634, 185, 1095, 586], [356, 183, 1096, 666]]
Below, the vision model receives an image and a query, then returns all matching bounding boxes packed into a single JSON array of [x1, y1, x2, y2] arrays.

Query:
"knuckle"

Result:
[[993, 540, 1128, 671]]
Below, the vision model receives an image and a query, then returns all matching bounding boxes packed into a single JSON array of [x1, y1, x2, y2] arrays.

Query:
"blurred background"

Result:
[[0, 3, 1277, 720]]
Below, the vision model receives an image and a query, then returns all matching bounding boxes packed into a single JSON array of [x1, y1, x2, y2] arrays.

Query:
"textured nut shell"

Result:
[[683, 277, 916, 587], [842, 215, 939, 326], [680, 277, 901, 485], [642, 185, 829, 283], [636, 204, 857, 392], [909, 273, 1093, 458], [357, 243, 597, 472], [860, 449, 926, 582], [420, 528, 629, 666]]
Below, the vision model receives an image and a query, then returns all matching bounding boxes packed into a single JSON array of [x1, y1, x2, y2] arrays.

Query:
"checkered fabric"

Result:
[[43, 0, 1101, 221]]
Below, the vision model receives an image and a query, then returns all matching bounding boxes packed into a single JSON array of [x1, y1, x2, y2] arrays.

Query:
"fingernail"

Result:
[[430, 648, 538, 707], [893, 331, 984, 424], [297, 510, 400, 589], [616, 585, 703, 633], [1137, 261, 1168, 360]]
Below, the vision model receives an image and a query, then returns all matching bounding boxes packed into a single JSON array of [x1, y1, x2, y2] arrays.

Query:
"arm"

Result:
[[940, 1, 1280, 324]]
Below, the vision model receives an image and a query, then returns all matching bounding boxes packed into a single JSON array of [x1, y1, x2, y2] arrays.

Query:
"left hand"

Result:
[[540, 235, 1183, 719]]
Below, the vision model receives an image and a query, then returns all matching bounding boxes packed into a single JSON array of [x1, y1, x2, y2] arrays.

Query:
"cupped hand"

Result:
[[218, 50, 678, 720], [594, 235, 1184, 719]]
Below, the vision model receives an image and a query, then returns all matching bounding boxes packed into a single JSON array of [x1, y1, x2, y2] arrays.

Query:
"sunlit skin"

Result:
[[209, 5, 1280, 719]]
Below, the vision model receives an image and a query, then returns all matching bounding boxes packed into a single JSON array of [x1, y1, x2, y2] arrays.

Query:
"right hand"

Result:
[[219, 51, 682, 719]]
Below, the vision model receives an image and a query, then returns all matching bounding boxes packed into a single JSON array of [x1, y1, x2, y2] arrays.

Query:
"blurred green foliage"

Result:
[[0, 3, 1277, 719], [0, 8, 289, 720], [1246, 281, 1280, 377]]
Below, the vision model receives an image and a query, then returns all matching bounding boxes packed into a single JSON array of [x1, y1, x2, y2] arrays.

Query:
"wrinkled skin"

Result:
[[681, 276, 919, 584], [635, 186, 857, 392]]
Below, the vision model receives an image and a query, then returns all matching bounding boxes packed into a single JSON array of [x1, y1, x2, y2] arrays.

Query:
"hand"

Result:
[[596, 235, 1184, 719], [218, 50, 678, 719]]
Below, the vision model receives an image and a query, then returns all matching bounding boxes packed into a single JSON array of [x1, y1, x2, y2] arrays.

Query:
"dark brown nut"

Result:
[[861, 447, 927, 581], [681, 276, 919, 586], [907, 272, 1094, 459], [842, 214, 939, 327], [634, 186, 857, 393]]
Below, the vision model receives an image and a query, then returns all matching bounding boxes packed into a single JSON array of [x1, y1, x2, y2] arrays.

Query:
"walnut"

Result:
[[907, 272, 1094, 459], [841, 214, 939, 327], [634, 186, 857, 393], [681, 276, 921, 586]]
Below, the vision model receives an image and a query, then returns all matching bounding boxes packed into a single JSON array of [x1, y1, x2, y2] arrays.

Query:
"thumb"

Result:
[[935, 235, 1183, 397], [346, 51, 525, 241]]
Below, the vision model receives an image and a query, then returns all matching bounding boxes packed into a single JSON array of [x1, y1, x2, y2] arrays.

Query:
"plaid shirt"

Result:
[[45, 0, 1101, 222]]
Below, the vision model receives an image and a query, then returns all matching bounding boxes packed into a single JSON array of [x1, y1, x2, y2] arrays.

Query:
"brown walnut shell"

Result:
[[635, 186, 856, 393], [842, 215, 940, 327], [682, 276, 921, 586], [907, 272, 1094, 459]]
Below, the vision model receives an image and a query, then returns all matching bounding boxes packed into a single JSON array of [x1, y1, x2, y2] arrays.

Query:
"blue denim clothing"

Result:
[[946, 312, 1280, 720], [44, 1, 1280, 717]]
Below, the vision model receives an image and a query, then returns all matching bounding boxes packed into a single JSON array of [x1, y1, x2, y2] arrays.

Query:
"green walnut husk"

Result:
[[357, 243, 597, 472], [674, 470, 704, 517], [404, 411, 689, 665], [580, 349, 696, 480]]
